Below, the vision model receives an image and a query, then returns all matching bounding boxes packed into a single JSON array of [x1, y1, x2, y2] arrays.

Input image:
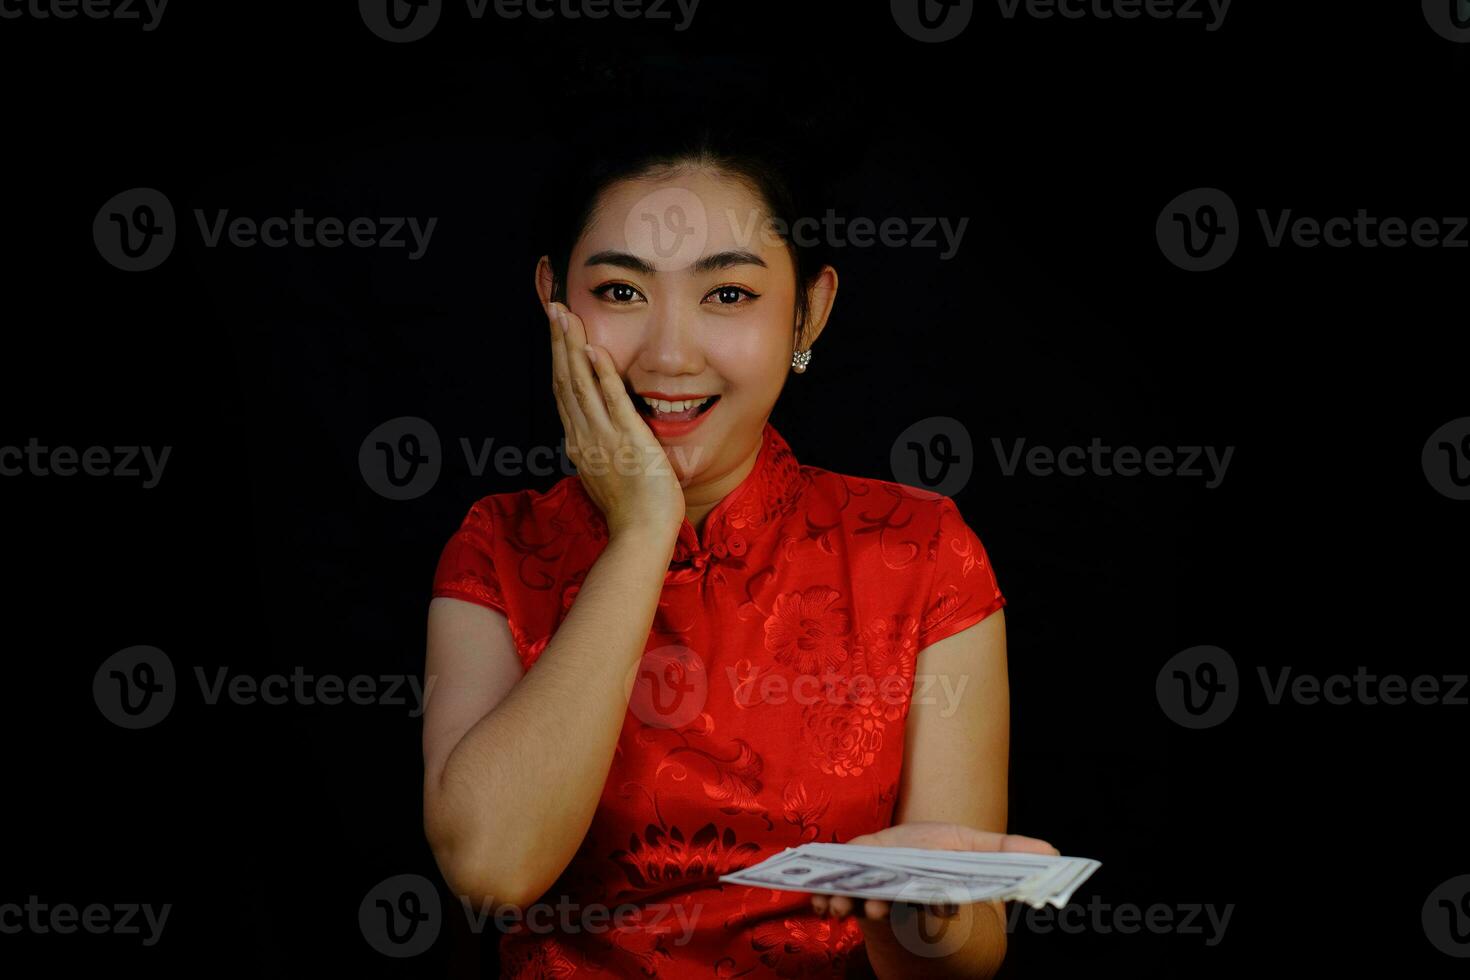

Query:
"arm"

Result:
[[857, 608, 1013, 979], [422, 524, 677, 911]]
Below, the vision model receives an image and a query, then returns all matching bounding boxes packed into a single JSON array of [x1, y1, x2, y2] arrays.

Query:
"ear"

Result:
[[534, 256, 557, 310], [798, 264, 839, 349]]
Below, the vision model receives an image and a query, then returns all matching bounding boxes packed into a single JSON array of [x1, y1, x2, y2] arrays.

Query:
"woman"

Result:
[[421, 121, 1057, 978]]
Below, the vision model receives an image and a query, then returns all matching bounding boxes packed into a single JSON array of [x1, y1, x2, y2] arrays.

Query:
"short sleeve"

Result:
[[917, 497, 1006, 649], [431, 498, 509, 618]]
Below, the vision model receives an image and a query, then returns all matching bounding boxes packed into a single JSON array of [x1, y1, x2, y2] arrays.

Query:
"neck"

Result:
[[681, 433, 762, 533]]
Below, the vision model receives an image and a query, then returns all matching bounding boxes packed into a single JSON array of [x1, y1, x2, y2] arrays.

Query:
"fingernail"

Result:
[[584, 345, 595, 364]]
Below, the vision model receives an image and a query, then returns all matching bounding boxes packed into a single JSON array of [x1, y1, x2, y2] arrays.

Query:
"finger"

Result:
[[829, 896, 853, 917], [548, 303, 589, 440], [585, 341, 645, 436], [810, 895, 828, 915], [957, 829, 1057, 855], [864, 899, 889, 920], [997, 833, 1062, 856], [554, 302, 613, 433], [867, 823, 1060, 856], [546, 310, 581, 466]]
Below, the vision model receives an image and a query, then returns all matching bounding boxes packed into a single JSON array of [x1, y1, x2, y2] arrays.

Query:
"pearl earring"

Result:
[[791, 348, 812, 373]]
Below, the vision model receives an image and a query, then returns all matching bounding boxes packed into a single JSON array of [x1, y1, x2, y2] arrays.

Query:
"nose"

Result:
[[636, 299, 705, 377]]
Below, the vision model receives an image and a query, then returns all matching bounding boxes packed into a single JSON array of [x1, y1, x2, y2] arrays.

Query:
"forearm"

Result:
[[858, 899, 1008, 980], [429, 527, 676, 907]]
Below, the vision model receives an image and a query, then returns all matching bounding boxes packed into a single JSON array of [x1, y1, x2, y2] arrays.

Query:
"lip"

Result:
[[641, 394, 720, 440], [635, 390, 718, 401]]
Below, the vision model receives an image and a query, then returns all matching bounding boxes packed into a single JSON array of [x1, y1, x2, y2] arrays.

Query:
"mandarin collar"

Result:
[[663, 421, 804, 580], [572, 422, 805, 581]]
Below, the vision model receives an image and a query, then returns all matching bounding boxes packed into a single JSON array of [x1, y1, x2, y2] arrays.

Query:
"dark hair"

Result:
[[536, 59, 848, 349]]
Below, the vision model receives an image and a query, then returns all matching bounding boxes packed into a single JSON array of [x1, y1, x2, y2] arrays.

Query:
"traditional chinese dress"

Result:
[[431, 421, 1006, 978]]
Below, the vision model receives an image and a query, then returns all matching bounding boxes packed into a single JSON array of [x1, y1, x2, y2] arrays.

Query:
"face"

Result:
[[548, 167, 817, 490]]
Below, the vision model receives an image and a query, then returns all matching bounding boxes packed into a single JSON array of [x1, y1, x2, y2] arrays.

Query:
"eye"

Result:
[[590, 282, 646, 305], [703, 285, 760, 306]]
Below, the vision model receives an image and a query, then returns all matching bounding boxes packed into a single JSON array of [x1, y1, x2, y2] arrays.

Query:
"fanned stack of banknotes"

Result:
[[719, 843, 1100, 910]]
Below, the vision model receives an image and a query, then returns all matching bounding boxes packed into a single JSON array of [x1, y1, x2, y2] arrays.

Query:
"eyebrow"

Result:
[[583, 249, 768, 275]]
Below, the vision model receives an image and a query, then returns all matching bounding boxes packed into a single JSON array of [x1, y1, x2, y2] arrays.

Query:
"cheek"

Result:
[[574, 310, 629, 360], [704, 319, 789, 388]]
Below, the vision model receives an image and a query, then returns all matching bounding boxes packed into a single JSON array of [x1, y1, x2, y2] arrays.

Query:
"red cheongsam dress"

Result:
[[430, 420, 1006, 978]]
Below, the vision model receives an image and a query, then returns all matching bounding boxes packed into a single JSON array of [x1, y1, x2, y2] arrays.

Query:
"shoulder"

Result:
[[432, 477, 605, 647], [447, 475, 606, 545], [797, 464, 965, 537]]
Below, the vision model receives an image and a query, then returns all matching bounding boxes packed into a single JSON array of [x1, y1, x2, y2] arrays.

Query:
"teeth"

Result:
[[641, 396, 713, 414]]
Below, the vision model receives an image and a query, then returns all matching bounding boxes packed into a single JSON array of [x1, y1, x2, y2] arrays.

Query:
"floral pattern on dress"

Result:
[[430, 422, 1006, 978]]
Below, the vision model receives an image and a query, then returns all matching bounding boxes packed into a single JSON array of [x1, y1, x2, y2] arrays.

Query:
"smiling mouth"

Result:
[[633, 394, 721, 421]]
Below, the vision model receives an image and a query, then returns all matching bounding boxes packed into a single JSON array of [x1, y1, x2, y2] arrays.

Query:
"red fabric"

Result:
[[431, 421, 1006, 978]]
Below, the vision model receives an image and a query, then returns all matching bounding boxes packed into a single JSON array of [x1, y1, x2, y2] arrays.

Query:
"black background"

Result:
[[2, 0, 1466, 976]]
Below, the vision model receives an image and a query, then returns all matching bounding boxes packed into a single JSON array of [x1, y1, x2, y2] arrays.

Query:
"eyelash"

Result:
[[590, 282, 761, 307]]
